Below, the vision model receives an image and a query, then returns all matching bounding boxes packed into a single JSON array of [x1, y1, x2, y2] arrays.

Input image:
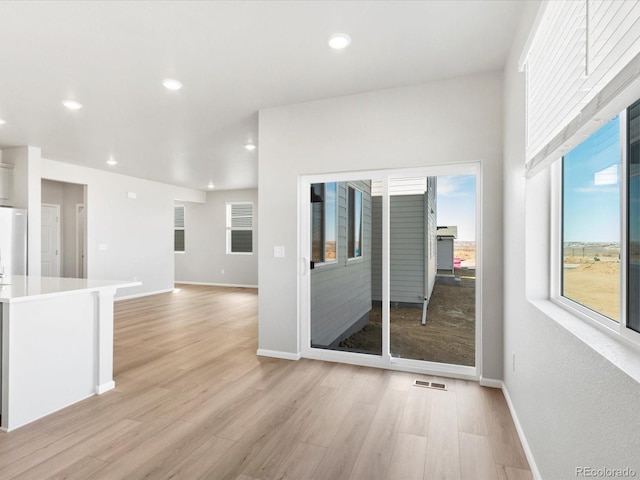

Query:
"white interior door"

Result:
[[41, 204, 60, 277]]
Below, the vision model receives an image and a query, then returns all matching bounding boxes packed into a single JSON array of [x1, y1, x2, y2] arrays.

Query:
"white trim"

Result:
[[382, 176, 390, 361], [256, 349, 301, 361], [174, 204, 185, 253], [301, 348, 477, 380], [96, 381, 115, 394], [347, 184, 364, 260], [478, 376, 502, 388], [298, 179, 307, 357], [175, 281, 258, 289], [75, 203, 86, 278], [226, 201, 254, 254], [550, 112, 640, 350], [501, 383, 542, 480], [475, 169, 483, 374], [115, 288, 173, 301], [0, 391, 95, 433], [299, 164, 482, 379]]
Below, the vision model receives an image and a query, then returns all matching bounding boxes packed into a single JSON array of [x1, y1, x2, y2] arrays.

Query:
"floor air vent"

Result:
[[413, 379, 447, 390]]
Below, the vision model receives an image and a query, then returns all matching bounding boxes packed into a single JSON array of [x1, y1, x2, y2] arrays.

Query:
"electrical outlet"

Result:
[[221, 269, 224, 275]]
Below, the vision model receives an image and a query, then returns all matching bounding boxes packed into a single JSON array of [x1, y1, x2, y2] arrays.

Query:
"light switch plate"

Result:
[[274, 246, 285, 258]]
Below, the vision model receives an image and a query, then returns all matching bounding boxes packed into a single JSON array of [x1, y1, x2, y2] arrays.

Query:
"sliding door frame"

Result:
[[298, 163, 482, 380]]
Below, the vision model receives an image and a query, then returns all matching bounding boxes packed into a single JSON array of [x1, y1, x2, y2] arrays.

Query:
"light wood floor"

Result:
[[0, 284, 532, 480]]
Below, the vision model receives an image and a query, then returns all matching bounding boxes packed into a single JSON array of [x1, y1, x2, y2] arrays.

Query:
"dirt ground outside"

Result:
[[563, 254, 620, 321], [340, 268, 476, 366]]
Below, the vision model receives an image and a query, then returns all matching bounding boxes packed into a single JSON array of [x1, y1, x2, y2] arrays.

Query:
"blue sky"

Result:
[[437, 174, 476, 241], [563, 117, 620, 243]]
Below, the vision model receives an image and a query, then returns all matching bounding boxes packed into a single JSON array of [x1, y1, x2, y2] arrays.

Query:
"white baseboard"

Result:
[[115, 288, 174, 301], [176, 281, 258, 289], [1, 391, 95, 432], [256, 349, 301, 361], [479, 376, 503, 388], [501, 383, 542, 480], [96, 381, 115, 394]]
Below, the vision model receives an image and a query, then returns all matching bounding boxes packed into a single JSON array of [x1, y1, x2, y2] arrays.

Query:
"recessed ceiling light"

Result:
[[62, 100, 83, 110], [163, 79, 183, 90], [107, 158, 117, 166], [0, 119, 6, 125], [328, 33, 351, 50], [207, 182, 215, 189], [245, 142, 256, 151]]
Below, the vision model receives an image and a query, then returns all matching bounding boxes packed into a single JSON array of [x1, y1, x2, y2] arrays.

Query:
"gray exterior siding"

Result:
[[371, 178, 437, 305], [310, 180, 372, 347], [425, 177, 437, 299]]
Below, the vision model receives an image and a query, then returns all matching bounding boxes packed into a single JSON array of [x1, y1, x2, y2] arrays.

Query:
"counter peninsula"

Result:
[[0, 275, 139, 431]]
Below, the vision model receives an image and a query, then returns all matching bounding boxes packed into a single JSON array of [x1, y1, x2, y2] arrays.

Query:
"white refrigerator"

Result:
[[0, 207, 27, 279]]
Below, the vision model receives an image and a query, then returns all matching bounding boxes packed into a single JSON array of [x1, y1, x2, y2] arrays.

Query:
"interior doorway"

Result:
[[41, 179, 88, 278], [41, 204, 60, 277]]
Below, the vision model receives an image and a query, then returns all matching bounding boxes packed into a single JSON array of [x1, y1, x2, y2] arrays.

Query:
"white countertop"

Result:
[[0, 275, 141, 303]]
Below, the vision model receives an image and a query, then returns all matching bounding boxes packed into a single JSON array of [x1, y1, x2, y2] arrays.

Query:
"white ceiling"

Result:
[[0, 1, 523, 191]]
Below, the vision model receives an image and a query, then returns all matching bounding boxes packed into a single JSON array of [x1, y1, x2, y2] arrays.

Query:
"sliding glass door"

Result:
[[309, 179, 381, 355], [386, 174, 476, 367], [303, 166, 479, 375]]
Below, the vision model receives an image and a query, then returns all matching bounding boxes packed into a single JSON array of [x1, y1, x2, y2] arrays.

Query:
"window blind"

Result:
[[588, 0, 640, 80], [174, 205, 185, 252], [522, 0, 640, 176], [525, 0, 587, 160], [230, 203, 253, 229], [226, 202, 253, 254], [174, 205, 185, 228]]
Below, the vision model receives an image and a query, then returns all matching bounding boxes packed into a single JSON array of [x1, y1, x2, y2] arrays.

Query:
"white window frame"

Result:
[[226, 201, 254, 255], [311, 182, 338, 268], [347, 184, 363, 261], [174, 204, 185, 254], [550, 107, 640, 347], [298, 163, 482, 380]]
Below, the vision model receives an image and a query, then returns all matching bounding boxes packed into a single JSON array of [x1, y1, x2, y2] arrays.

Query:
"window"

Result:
[[174, 205, 185, 253], [226, 202, 253, 254], [310, 182, 337, 264], [628, 100, 640, 333], [558, 98, 640, 339], [562, 117, 620, 321], [348, 186, 362, 258]]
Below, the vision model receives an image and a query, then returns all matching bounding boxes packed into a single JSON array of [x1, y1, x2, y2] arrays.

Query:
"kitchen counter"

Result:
[[0, 275, 139, 303], [0, 276, 140, 431]]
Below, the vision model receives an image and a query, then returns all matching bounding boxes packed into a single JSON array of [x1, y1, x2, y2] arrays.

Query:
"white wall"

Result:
[[258, 72, 504, 380], [503, 2, 640, 478], [41, 179, 85, 278], [41, 159, 205, 298], [174, 188, 258, 287]]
